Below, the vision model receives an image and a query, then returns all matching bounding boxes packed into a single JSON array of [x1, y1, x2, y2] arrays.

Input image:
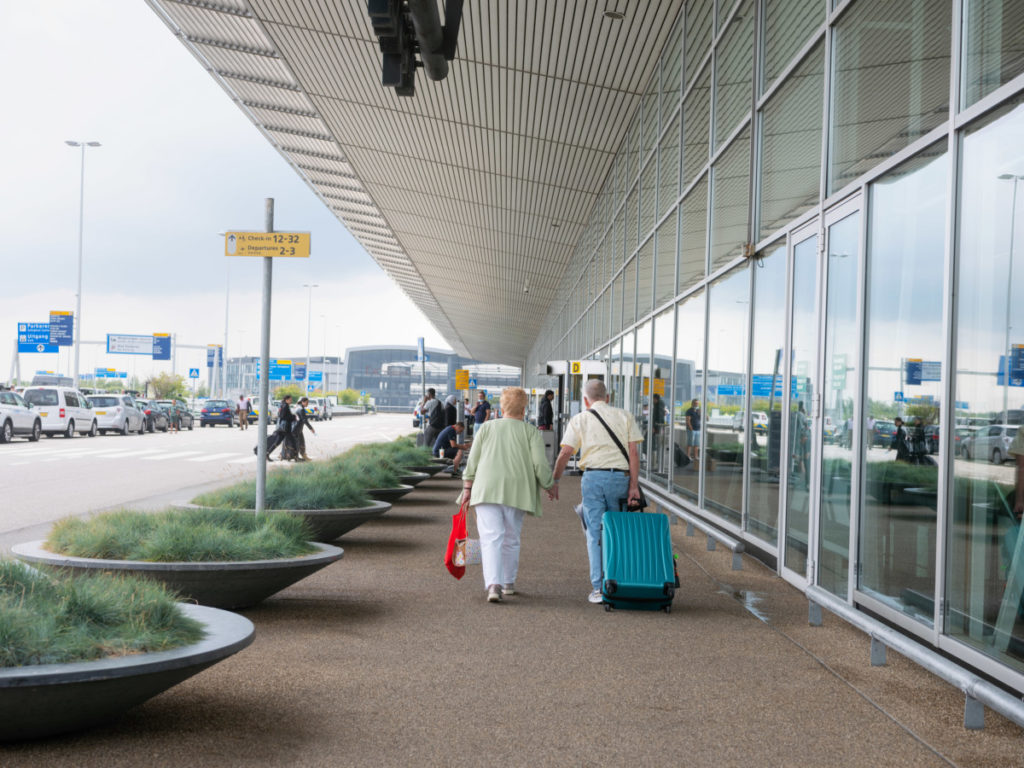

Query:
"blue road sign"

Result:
[[206, 346, 223, 368], [17, 322, 57, 354], [189, 368, 200, 379], [293, 363, 307, 381], [152, 334, 171, 361], [48, 312, 74, 346], [894, 391, 904, 402], [360, 390, 366, 396], [468, 377, 477, 388], [269, 360, 291, 380], [307, 383, 315, 392], [997, 355, 1024, 387], [308, 370, 323, 382]]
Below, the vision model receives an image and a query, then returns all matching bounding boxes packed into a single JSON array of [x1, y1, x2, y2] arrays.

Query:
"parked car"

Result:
[[953, 427, 976, 456], [155, 399, 194, 430], [0, 390, 42, 442], [871, 419, 897, 447], [136, 399, 170, 432], [200, 399, 236, 427], [318, 397, 333, 421], [962, 424, 1018, 463], [85, 394, 145, 435], [21, 386, 98, 438], [733, 410, 768, 434], [252, 400, 280, 424]]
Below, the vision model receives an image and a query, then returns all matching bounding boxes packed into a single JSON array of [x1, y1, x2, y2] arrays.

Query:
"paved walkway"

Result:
[[4, 475, 1023, 766]]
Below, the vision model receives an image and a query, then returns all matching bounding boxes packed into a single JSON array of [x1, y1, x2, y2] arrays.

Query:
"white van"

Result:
[[22, 386, 99, 438]]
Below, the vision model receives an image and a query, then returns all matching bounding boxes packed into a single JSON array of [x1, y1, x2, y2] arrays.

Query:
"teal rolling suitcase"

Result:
[[601, 510, 676, 612]]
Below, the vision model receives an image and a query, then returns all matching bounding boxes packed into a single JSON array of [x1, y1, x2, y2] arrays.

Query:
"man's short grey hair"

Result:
[[584, 378, 607, 402]]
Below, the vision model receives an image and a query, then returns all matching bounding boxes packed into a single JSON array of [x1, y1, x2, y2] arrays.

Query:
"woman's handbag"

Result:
[[444, 499, 481, 578]]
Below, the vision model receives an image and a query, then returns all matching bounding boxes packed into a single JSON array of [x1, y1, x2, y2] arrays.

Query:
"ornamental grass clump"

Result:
[[46, 508, 317, 563], [329, 446, 402, 489], [375, 437, 433, 467], [192, 461, 371, 511], [0, 559, 204, 668]]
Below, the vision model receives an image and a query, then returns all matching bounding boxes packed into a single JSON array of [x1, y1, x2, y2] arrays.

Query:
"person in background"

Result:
[[685, 398, 701, 462], [292, 396, 316, 461], [433, 421, 469, 477], [538, 389, 554, 430], [472, 391, 491, 436], [462, 387, 556, 603], [444, 394, 458, 427], [257, 394, 296, 461], [552, 378, 643, 604], [237, 394, 249, 430], [420, 388, 443, 448]]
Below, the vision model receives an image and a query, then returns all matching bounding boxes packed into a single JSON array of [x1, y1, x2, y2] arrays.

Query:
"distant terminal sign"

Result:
[[224, 231, 310, 258], [107, 334, 153, 356], [49, 311, 74, 346], [455, 369, 469, 390]]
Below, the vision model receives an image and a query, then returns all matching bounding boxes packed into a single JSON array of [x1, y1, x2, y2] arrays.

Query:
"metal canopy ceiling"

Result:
[[146, 0, 681, 364]]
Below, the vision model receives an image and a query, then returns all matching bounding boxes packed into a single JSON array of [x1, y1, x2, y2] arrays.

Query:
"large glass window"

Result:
[[673, 290, 706, 501], [611, 272, 622, 334], [640, 159, 658, 239], [635, 320, 653, 478], [761, 0, 824, 94], [949, 99, 1024, 674], [705, 265, 750, 526], [829, 0, 951, 194], [662, 16, 684, 123], [819, 210, 861, 597], [623, 256, 638, 327], [637, 238, 655, 318], [679, 176, 709, 292], [683, 64, 712, 187], [746, 242, 787, 546], [626, 186, 639, 255], [710, 127, 751, 271], [656, 210, 678, 307], [685, 0, 714, 90], [643, 77, 660, 160], [860, 145, 947, 625], [713, 0, 754, 150], [785, 232, 819, 578], [759, 42, 824, 241], [660, 114, 681, 220], [961, 0, 1024, 110], [652, 308, 675, 484]]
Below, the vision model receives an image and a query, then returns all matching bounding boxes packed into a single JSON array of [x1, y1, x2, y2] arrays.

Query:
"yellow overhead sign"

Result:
[[570, 361, 582, 375], [455, 369, 469, 390], [225, 231, 311, 258]]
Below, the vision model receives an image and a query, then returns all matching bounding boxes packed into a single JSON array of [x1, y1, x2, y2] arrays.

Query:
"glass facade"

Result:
[[527, 1, 1024, 691]]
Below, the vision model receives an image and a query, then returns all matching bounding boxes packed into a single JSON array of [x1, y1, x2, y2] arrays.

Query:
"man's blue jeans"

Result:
[[580, 469, 629, 591]]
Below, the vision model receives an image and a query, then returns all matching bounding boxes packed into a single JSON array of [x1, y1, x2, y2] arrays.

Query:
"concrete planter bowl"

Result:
[[0, 604, 253, 741], [11, 541, 343, 610], [180, 500, 392, 542], [397, 471, 430, 487], [404, 463, 446, 477], [365, 484, 415, 503]]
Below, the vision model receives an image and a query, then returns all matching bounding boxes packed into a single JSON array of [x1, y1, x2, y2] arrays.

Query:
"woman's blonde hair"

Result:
[[500, 386, 528, 418]]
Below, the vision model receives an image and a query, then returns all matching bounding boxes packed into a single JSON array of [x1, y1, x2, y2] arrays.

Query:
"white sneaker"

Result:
[[502, 583, 515, 596], [588, 589, 603, 604], [487, 585, 502, 603]]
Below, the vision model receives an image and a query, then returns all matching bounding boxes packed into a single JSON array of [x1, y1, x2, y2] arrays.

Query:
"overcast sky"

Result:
[[0, 1, 449, 384]]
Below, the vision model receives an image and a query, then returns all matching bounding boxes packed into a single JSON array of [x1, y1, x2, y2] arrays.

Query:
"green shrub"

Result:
[[47, 508, 316, 562], [0, 559, 204, 668], [328, 446, 402, 489], [193, 461, 370, 511]]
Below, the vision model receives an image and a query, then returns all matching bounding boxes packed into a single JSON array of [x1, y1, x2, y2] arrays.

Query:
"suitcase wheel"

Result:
[[663, 604, 671, 614], [604, 603, 612, 612], [604, 580, 618, 596]]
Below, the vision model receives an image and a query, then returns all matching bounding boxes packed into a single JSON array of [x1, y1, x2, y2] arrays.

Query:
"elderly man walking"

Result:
[[551, 378, 643, 604]]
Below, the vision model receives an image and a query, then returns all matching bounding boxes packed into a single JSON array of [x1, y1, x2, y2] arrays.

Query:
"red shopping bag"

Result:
[[445, 500, 469, 579]]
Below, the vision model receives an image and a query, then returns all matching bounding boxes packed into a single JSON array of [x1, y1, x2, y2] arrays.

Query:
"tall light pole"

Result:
[[65, 140, 101, 389], [320, 313, 327, 392], [223, 258, 230, 398], [303, 283, 318, 396], [998, 173, 1024, 425]]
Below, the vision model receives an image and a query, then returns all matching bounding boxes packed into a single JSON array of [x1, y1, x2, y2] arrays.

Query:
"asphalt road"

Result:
[[0, 413, 413, 542]]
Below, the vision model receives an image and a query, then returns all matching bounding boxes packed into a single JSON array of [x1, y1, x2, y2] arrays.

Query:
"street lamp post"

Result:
[[65, 140, 101, 389], [303, 283, 319, 396], [320, 314, 327, 392], [998, 173, 1024, 425]]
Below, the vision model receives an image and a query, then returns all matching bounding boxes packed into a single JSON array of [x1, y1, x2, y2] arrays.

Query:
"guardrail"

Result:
[[806, 585, 1024, 730], [640, 481, 745, 571]]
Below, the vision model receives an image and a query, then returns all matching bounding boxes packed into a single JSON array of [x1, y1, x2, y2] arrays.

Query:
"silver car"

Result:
[[86, 394, 146, 435], [961, 424, 1018, 464], [0, 390, 42, 442]]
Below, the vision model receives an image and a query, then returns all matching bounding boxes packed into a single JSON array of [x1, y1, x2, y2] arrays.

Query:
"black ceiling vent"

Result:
[[367, 0, 463, 97]]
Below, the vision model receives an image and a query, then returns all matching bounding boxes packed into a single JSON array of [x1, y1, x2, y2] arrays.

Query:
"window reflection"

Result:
[[652, 309, 675, 484], [761, 0, 823, 94], [860, 145, 947, 625], [961, 0, 1024, 110], [747, 242, 786, 546], [705, 265, 750, 525], [679, 176, 709, 292], [635, 321, 653, 479], [673, 290, 706, 501], [949, 99, 1024, 673], [710, 127, 751, 271]]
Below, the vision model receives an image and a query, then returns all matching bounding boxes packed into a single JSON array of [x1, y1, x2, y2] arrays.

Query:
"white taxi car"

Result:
[[86, 394, 146, 435], [22, 386, 98, 438], [0, 390, 42, 442]]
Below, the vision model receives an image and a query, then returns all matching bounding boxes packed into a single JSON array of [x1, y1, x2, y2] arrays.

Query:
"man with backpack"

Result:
[[421, 388, 445, 449]]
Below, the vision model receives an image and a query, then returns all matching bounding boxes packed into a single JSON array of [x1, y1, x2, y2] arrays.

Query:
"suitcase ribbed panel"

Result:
[[601, 512, 674, 608]]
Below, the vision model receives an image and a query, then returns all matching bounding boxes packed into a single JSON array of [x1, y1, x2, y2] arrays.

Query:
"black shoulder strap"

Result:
[[589, 409, 630, 463]]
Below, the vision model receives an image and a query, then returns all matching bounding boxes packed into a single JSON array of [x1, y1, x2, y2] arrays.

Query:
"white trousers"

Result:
[[474, 503, 526, 589]]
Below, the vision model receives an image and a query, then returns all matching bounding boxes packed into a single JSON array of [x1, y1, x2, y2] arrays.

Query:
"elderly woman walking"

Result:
[[462, 386, 556, 603]]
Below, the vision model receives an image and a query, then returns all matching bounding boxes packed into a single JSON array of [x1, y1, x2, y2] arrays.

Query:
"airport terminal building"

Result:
[[148, 0, 1024, 694]]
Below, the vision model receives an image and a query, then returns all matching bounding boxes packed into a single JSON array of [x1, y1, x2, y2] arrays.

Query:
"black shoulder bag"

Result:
[[589, 409, 647, 512]]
